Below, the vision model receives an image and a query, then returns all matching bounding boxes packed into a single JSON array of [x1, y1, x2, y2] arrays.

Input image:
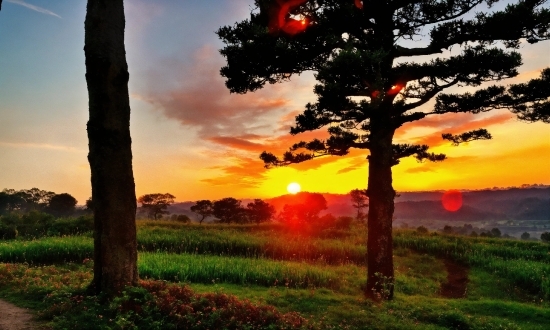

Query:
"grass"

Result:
[[0, 220, 549, 329]]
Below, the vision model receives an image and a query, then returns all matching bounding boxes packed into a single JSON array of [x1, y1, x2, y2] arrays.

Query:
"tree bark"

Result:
[[365, 122, 396, 300], [84, 0, 138, 296]]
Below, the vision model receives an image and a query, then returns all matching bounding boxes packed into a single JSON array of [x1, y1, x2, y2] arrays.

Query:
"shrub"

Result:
[[541, 232, 550, 243], [416, 226, 428, 234], [521, 232, 530, 240], [176, 214, 191, 223]]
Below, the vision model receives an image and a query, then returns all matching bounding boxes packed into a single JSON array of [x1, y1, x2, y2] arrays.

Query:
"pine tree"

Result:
[[217, 0, 550, 299]]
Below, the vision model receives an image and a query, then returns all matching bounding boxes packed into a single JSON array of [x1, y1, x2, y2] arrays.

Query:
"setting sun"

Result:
[[287, 182, 301, 194]]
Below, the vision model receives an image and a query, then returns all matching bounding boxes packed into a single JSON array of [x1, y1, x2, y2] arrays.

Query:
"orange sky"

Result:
[[0, 1, 549, 204]]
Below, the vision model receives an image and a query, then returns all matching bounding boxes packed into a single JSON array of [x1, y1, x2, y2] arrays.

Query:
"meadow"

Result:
[[0, 219, 549, 329]]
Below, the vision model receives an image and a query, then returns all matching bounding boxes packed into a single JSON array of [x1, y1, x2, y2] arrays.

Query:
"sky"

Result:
[[0, 0, 549, 204]]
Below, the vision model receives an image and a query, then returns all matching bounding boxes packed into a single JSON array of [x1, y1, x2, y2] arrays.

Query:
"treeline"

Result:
[[0, 188, 83, 217], [412, 224, 550, 242], [0, 188, 92, 239]]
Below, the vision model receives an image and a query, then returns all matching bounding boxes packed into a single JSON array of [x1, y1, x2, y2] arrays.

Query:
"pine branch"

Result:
[[395, 0, 550, 57], [393, 46, 521, 86], [391, 144, 446, 166], [434, 68, 550, 123], [442, 128, 492, 146]]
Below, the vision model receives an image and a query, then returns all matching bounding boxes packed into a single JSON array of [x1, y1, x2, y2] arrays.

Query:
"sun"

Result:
[[287, 182, 301, 194]]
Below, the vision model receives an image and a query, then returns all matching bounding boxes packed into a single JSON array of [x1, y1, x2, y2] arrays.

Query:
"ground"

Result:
[[0, 299, 44, 330]]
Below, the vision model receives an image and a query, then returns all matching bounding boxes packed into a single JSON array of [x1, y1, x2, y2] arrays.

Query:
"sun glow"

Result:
[[287, 182, 301, 194]]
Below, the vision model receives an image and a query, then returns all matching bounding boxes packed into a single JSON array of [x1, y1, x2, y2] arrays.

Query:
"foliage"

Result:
[[279, 193, 327, 225], [521, 232, 531, 240], [541, 231, 550, 242], [190, 200, 214, 224], [138, 193, 176, 220], [0, 213, 93, 240], [47, 193, 78, 217], [247, 199, 276, 224], [0, 188, 55, 214], [212, 198, 246, 224]]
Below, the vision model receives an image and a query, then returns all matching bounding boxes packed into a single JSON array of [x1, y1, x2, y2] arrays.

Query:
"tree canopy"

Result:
[[190, 200, 214, 224], [138, 193, 176, 220], [218, 0, 550, 300]]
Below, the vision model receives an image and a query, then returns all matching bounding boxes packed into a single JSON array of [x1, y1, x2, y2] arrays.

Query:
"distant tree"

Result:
[[190, 200, 214, 224], [19, 188, 55, 211], [85, 197, 93, 212], [176, 214, 191, 223], [349, 189, 368, 221], [246, 199, 276, 225], [47, 193, 78, 217], [219, 0, 550, 299], [541, 232, 550, 242], [442, 225, 453, 234], [416, 226, 428, 234], [470, 231, 478, 238], [521, 232, 531, 240], [137, 193, 175, 220], [212, 198, 245, 223], [0, 189, 26, 214], [490, 228, 502, 238], [279, 193, 327, 225]]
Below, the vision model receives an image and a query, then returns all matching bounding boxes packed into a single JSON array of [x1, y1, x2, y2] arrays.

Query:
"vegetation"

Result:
[[0, 219, 549, 329], [137, 193, 176, 220], [218, 0, 550, 299]]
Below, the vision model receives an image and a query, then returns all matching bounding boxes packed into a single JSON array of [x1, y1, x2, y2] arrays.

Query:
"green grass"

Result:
[[1, 221, 549, 329]]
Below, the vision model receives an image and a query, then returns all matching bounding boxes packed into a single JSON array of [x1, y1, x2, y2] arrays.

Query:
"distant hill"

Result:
[[168, 186, 550, 222]]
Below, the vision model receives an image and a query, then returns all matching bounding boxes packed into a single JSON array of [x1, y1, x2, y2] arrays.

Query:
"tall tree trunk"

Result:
[[84, 0, 138, 296], [365, 123, 395, 300]]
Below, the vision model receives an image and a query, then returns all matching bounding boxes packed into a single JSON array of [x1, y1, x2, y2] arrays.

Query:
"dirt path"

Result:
[[0, 299, 45, 330], [440, 259, 469, 299]]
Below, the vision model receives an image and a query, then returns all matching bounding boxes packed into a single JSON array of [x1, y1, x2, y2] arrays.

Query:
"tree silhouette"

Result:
[[85, 0, 138, 296], [212, 198, 246, 223], [138, 193, 176, 220], [190, 200, 214, 224], [279, 192, 327, 224], [541, 232, 550, 242], [350, 189, 369, 221], [247, 199, 276, 224], [47, 193, 78, 217], [217, 0, 550, 299]]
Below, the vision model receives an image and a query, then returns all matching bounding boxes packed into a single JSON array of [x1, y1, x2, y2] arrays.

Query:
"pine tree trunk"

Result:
[[84, 0, 138, 296], [365, 123, 395, 300]]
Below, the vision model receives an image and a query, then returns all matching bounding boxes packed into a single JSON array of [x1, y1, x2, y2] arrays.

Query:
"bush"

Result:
[[541, 232, 550, 243], [521, 232, 530, 240], [176, 214, 191, 223], [416, 226, 428, 234], [0, 212, 93, 239]]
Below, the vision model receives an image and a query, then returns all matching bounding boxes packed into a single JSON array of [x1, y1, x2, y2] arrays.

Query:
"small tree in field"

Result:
[[212, 198, 246, 223], [521, 232, 531, 240], [138, 193, 175, 220], [541, 231, 550, 242], [218, 0, 550, 299], [350, 189, 369, 221], [190, 200, 214, 224], [47, 193, 78, 217], [247, 199, 276, 224]]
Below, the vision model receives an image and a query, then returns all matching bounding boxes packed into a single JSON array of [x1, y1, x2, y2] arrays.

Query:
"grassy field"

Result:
[[0, 220, 549, 329]]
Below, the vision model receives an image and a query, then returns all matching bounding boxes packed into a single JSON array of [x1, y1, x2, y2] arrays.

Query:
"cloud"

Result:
[[6, 0, 61, 18], [336, 155, 368, 174], [142, 45, 292, 138], [0, 141, 83, 152], [201, 157, 267, 188]]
